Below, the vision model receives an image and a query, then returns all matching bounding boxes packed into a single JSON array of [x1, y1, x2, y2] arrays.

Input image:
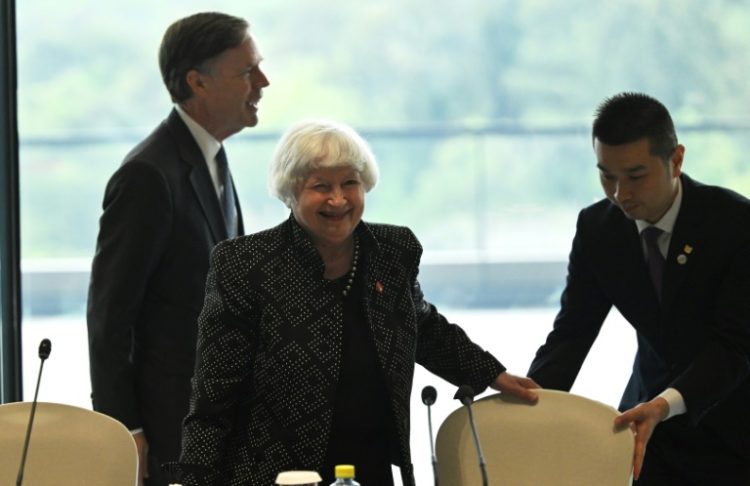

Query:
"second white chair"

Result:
[[436, 389, 634, 486], [0, 401, 138, 486]]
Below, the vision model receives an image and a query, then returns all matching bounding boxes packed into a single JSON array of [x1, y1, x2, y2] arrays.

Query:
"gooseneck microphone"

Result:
[[421, 385, 439, 486], [16, 338, 52, 486], [454, 384, 488, 486]]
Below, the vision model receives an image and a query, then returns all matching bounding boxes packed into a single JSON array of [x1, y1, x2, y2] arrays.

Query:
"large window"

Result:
[[11, 0, 750, 483]]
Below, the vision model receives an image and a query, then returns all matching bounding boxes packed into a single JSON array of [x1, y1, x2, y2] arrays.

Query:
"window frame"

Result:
[[1, 0, 22, 404]]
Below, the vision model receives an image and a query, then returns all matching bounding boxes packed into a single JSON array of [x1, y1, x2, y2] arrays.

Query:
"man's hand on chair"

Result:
[[133, 431, 150, 486], [614, 397, 669, 480]]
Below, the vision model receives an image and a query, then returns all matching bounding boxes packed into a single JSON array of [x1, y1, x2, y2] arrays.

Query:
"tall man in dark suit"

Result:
[[87, 12, 269, 485], [528, 93, 750, 485]]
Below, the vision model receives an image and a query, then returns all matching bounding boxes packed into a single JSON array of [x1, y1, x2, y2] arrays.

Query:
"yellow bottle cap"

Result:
[[334, 464, 355, 479]]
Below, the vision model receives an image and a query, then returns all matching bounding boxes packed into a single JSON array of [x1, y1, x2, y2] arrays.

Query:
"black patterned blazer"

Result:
[[174, 216, 505, 486]]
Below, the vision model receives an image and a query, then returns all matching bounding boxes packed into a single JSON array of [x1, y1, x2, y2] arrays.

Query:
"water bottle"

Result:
[[329, 464, 361, 485]]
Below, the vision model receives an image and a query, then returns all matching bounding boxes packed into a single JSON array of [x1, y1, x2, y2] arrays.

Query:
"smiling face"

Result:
[[186, 35, 269, 140], [291, 166, 365, 249], [595, 137, 684, 223]]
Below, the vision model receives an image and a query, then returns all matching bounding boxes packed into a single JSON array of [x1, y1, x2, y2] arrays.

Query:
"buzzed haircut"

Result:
[[592, 92, 678, 160]]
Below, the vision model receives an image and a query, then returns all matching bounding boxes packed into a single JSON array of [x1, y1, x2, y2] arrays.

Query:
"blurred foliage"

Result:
[[15, 0, 750, 258]]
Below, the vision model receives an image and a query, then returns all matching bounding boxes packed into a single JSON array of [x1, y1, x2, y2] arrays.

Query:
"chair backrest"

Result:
[[0, 401, 138, 486], [436, 389, 634, 486]]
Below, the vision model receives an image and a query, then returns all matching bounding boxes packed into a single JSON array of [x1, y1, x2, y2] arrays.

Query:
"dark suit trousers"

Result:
[[635, 418, 750, 486]]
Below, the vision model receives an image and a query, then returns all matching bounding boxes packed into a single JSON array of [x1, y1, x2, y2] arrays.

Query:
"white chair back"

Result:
[[436, 389, 634, 485], [0, 401, 138, 485]]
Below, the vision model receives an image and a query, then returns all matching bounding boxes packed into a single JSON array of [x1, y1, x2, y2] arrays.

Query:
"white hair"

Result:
[[268, 119, 380, 207]]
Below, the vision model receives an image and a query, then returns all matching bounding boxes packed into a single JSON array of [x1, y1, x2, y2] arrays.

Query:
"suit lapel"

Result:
[[662, 176, 704, 312], [604, 206, 658, 306], [166, 109, 227, 244], [593, 204, 662, 341], [619, 215, 651, 286], [356, 226, 400, 375]]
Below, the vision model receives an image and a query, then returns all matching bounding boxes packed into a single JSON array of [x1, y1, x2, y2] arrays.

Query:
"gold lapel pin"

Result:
[[683, 244, 693, 254]]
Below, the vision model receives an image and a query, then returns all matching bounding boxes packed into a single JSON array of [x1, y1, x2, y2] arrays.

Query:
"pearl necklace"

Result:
[[341, 238, 360, 297]]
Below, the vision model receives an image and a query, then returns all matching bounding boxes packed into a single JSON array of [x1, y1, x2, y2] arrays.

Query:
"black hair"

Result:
[[592, 92, 677, 160]]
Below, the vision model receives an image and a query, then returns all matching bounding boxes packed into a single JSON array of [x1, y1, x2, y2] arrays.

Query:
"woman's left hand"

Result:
[[490, 371, 540, 402]]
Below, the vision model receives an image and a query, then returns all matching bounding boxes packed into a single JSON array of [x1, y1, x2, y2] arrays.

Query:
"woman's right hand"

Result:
[[490, 371, 540, 402]]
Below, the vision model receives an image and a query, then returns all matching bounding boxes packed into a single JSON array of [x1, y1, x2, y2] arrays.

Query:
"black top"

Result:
[[321, 260, 395, 486]]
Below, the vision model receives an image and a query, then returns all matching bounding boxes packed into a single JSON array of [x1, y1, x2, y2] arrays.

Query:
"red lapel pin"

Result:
[[375, 281, 384, 293]]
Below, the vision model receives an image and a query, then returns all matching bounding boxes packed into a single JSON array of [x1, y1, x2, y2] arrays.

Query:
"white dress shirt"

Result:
[[174, 104, 224, 197]]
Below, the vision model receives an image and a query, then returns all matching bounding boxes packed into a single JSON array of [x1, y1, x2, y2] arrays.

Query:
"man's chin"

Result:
[[618, 206, 640, 220]]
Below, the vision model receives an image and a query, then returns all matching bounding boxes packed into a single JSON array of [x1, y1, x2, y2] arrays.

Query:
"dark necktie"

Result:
[[215, 146, 237, 238], [643, 226, 665, 301]]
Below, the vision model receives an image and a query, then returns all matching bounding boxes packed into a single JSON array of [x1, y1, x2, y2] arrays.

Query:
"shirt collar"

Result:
[[635, 177, 683, 235], [174, 104, 222, 163]]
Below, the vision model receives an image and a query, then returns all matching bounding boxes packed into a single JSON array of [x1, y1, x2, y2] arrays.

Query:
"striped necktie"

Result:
[[215, 146, 237, 238]]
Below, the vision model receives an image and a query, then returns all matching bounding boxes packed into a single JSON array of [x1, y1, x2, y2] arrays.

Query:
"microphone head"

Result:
[[421, 385, 437, 406], [454, 384, 475, 406], [38, 339, 51, 360]]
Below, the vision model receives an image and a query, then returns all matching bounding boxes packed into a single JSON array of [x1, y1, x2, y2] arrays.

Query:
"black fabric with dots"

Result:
[[172, 215, 506, 486]]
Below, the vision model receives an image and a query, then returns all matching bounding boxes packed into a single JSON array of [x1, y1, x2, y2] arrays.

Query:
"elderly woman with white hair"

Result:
[[171, 119, 539, 486]]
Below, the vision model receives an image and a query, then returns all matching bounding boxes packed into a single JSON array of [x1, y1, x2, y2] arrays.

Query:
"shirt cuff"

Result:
[[658, 388, 686, 420], [130, 427, 144, 435]]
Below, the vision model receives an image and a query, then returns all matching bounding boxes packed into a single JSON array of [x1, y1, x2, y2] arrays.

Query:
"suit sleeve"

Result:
[[87, 161, 172, 430], [407, 229, 505, 393], [527, 210, 613, 390], [671, 224, 750, 425], [413, 284, 506, 394]]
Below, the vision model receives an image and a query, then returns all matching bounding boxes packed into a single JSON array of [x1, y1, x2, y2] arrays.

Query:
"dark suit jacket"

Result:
[[173, 217, 504, 486], [87, 109, 243, 466], [529, 174, 750, 462]]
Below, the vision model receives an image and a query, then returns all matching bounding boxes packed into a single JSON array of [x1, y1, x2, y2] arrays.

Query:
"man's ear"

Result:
[[185, 69, 207, 98], [671, 144, 685, 178]]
